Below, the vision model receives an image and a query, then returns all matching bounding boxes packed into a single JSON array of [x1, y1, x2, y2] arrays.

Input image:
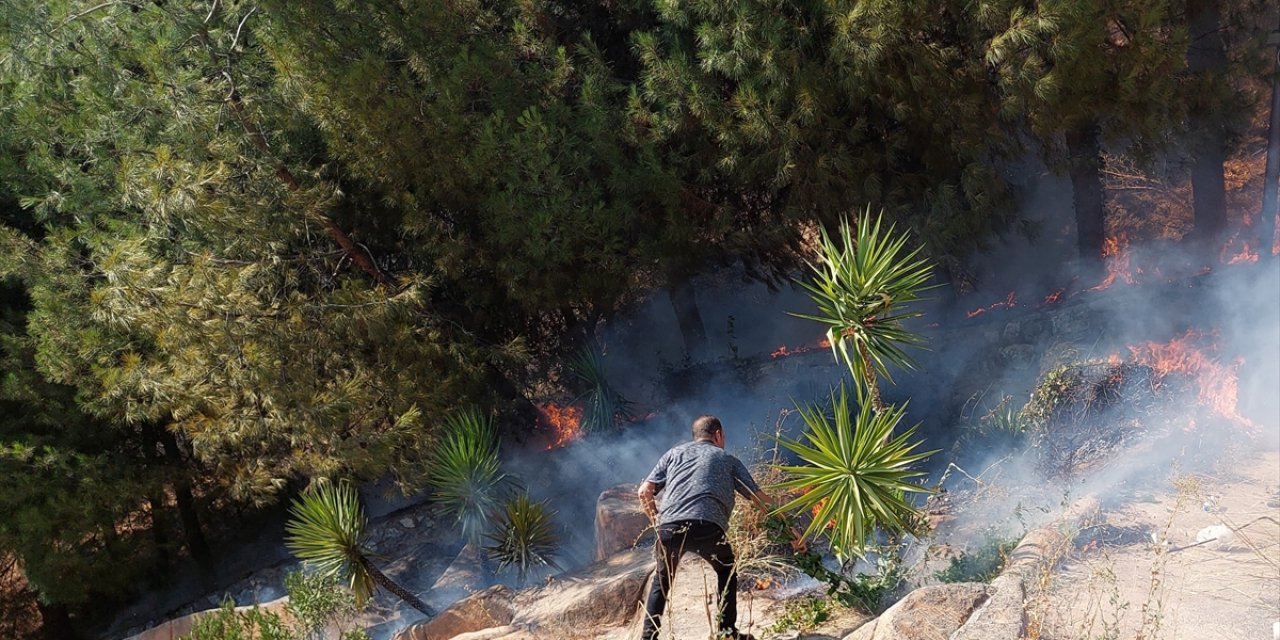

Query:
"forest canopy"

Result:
[[0, 0, 1272, 634]]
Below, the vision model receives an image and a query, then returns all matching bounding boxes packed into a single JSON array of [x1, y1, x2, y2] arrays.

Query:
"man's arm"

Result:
[[637, 480, 660, 523], [744, 487, 807, 553]]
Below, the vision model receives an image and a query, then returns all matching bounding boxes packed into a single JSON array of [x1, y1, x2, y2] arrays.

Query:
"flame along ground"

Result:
[[772, 230, 1271, 359], [771, 338, 832, 359], [1114, 329, 1257, 432], [956, 229, 1272, 321]]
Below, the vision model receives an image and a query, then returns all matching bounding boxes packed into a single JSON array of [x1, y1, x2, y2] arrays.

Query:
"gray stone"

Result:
[[950, 574, 1025, 640], [1001, 321, 1022, 343], [999, 344, 1037, 371], [842, 583, 992, 640], [400, 517, 417, 529]]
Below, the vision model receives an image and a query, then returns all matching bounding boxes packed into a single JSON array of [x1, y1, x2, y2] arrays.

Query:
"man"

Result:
[[637, 415, 797, 640]]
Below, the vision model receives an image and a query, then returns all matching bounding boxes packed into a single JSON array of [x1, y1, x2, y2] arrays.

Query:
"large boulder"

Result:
[[843, 583, 992, 640], [513, 547, 652, 633], [594, 483, 650, 562], [393, 585, 515, 640], [428, 544, 490, 608]]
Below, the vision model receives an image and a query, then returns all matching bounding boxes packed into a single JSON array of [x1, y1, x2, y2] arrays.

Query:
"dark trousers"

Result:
[[642, 520, 738, 640]]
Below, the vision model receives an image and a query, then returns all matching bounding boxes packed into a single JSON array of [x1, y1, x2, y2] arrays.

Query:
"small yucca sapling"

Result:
[[427, 408, 517, 544], [771, 384, 937, 562], [791, 208, 936, 415], [568, 346, 633, 434], [483, 493, 562, 586], [285, 481, 432, 616]]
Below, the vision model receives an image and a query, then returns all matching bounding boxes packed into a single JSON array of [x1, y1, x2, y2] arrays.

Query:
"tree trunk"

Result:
[[1261, 13, 1280, 256], [359, 556, 433, 616], [856, 340, 884, 416], [37, 601, 79, 640], [141, 424, 171, 571], [667, 278, 707, 359], [1186, 0, 1229, 243], [159, 428, 211, 567], [1065, 123, 1107, 264]]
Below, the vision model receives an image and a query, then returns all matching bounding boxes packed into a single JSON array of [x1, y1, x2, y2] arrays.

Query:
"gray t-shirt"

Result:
[[644, 440, 762, 531]]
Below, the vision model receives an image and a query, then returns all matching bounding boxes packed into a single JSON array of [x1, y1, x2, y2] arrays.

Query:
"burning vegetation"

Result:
[[1021, 329, 1256, 475], [539, 403, 584, 450]]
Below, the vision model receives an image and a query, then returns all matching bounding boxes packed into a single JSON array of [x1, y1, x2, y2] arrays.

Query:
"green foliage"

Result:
[[962, 394, 1028, 447], [633, 0, 1023, 265], [792, 211, 935, 392], [567, 347, 632, 434], [184, 601, 292, 640], [0, 278, 157, 607], [766, 595, 833, 634], [773, 385, 935, 560], [182, 571, 369, 640], [790, 549, 905, 613], [934, 534, 1018, 584], [483, 494, 562, 585], [981, 0, 1187, 154], [427, 409, 514, 544], [0, 0, 489, 509], [284, 571, 366, 640], [285, 482, 373, 606]]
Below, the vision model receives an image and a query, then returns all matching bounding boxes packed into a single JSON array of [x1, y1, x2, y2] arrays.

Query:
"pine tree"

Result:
[[630, 0, 1022, 277], [982, 0, 1186, 262], [0, 0, 489, 508]]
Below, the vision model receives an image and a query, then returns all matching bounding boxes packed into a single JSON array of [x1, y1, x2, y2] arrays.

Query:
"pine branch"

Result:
[[195, 10, 396, 290]]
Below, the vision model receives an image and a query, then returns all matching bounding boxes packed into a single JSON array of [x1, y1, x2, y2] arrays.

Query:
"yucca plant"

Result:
[[426, 408, 513, 543], [772, 385, 936, 561], [568, 346, 633, 434], [791, 209, 936, 414], [285, 481, 432, 615], [483, 493, 562, 586]]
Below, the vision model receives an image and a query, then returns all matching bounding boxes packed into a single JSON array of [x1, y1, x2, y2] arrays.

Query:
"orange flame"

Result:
[[966, 291, 1018, 318], [808, 495, 836, 530], [1089, 234, 1137, 292], [1223, 241, 1259, 265], [771, 338, 832, 359], [1043, 287, 1067, 305], [1120, 330, 1255, 431], [540, 403, 583, 450], [754, 576, 780, 590]]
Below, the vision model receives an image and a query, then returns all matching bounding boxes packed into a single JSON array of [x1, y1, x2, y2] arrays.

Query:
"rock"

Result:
[[513, 547, 652, 633], [594, 483, 651, 562], [999, 344, 1037, 371], [400, 517, 417, 529], [950, 574, 1025, 640], [1001, 321, 1022, 343], [393, 585, 515, 640], [450, 626, 522, 639], [842, 583, 992, 640], [1049, 306, 1099, 341], [429, 544, 489, 606]]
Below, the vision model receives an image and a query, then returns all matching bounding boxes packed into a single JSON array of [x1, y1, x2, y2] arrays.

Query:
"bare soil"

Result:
[[1029, 448, 1280, 640]]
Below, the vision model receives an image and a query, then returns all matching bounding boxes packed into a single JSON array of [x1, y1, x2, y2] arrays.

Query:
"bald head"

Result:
[[691, 415, 723, 441]]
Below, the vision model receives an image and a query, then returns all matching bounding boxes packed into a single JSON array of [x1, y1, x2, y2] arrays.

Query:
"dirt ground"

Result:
[[1030, 448, 1280, 640]]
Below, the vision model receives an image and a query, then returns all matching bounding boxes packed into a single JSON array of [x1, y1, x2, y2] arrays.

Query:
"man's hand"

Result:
[[750, 489, 808, 553], [637, 481, 659, 525]]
